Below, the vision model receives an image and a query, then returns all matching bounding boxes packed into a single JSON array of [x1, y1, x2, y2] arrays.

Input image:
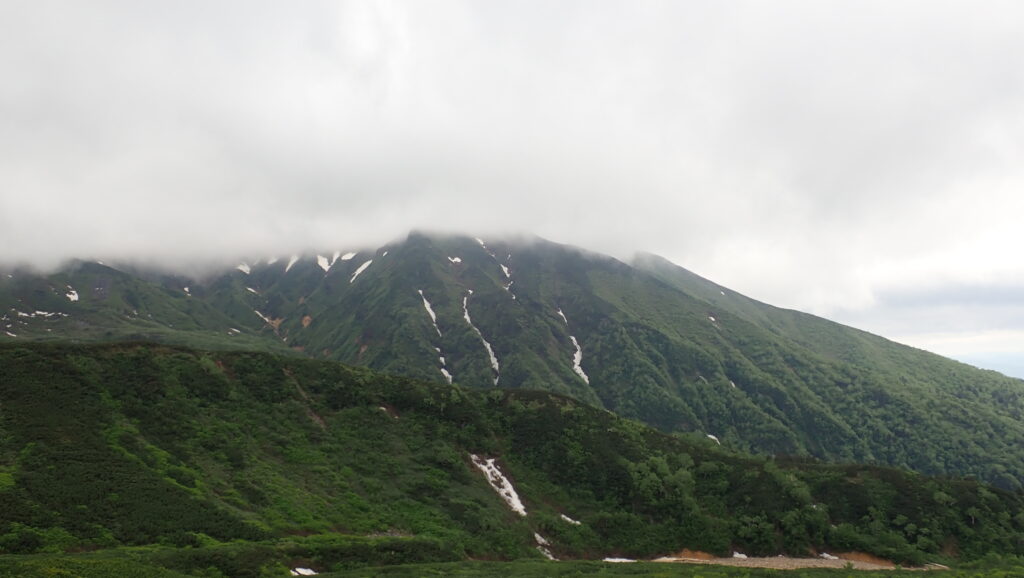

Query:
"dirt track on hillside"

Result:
[[652, 550, 948, 571]]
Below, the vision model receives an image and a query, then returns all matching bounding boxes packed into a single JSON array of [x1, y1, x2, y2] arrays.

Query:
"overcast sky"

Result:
[[2, 1, 1024, 376]]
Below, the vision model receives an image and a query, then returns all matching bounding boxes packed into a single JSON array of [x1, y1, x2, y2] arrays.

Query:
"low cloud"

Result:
[[3, 1, 1024, 367]]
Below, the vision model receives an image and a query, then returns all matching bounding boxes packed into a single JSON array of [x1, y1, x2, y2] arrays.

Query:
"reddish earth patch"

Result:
[[302, 315, 312, 328], [653, 551, 924, 571]]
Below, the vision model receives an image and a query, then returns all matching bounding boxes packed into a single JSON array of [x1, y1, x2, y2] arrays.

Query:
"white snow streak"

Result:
[[4, 331, 15, 338], [733, 552, 748, 559], [340, 252, 357, 260], [448, 256, 462, 263], [183, 286, 191, 296], [708, 315, 717, 322], [500, 264, 510, 279], [316, 255, 331, 272], [440, 367, 453, 384], [253, 310, 272, 325], [290, 569, 318, 576], [603, 558, 636, 563], [65, 287, 79, 301], [246, 287, 258, 294], [560, 514, 582, 525], [463, 292, 500, 385], [556, 309, 568, 325], [820, 553, 839, 560], [236, 263, 251, 275], [470, 454, 526, 516], [569, 336, 589, 384], [707, 434, 721, 445], [285, 255, 300, 272], [475, 237, 496, 258], [417, 290, 442, 337], [534, 533, 557, 560], [349, 260, 372, 283]]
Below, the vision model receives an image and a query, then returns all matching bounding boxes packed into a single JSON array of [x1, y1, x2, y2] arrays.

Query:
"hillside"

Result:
[[3, 233, 1024, 489], [1, 342, 1023, 575]]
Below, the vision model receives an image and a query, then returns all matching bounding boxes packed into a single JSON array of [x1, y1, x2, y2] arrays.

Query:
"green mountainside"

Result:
[[2, 233, 1024, 490], [1, 342, 1022, 575]]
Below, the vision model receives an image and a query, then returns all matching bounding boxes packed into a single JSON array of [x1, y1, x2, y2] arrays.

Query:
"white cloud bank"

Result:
[[2, 1, 1024, 374]]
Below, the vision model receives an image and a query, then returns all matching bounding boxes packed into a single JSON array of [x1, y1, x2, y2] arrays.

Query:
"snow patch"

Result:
[[65, 287, 79, 301], [720, 290, 726, 296], [820, 553, 839, 560], [499, 264, 510, 278], [183, 286, 191, 296], [733, 552, 748, 559], [227, 328, 240, 334], [246, 287, 259, 294], [603, 558, 636, 563], [350, 260, 372, 283], [285, 255, 300, 273], [254, 310, 272, 325], [316, 255, 332, 272], [469, 454, 526, 515], [236, 263, 251, 275], [560, 514, 581, 525], [290, 569, 317, 576], [440, 367, 452, 384], [707, 434, 720, 445], [534, 533, 556, 560], [556, 309, 568, 325], [381, 250, 388, 257], [730, 380, 737, 388], [340, 252, 357, 261], [4, 331, 15, 338], [708, 315, 717, 322], [475, 237, 496, 258], [317, 252, 344, 273], [463, 293, 500, 385], [448, 256, 462, 263], [417, 290, 442, 337], [569, 336, 589, 384]]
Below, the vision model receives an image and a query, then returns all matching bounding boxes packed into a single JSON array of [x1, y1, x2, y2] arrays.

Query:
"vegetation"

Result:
[[1, 342, 1022, 576], [4, 234, 1024, 491]]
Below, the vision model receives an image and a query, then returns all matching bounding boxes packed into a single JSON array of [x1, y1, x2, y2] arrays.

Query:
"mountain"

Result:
[[1, 342, 1022, 573], [3, 233, 1024, 489]]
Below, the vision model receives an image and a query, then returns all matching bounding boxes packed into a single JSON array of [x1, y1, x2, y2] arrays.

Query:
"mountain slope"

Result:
[[2, 233, 1024, 489], [2, 342, 1023, 567]]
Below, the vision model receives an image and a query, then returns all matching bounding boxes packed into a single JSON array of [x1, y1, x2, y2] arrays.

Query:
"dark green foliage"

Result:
[[2, 342, 1022, 570], [5, 235, 1024, 492]]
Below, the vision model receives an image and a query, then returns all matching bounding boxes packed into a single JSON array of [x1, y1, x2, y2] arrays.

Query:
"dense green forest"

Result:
[[4, 234, 1024, 491], [1, 342, 1023, 576]]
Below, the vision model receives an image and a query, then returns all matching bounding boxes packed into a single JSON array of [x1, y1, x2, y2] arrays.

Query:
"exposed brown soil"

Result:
[[652, 551, 935, 571]]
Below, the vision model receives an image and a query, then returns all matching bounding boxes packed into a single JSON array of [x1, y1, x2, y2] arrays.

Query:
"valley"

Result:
[[2, 234, 1024, 575]]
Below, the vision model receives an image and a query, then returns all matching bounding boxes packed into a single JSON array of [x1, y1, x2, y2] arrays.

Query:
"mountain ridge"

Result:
[[2, 232, 1023, 489]]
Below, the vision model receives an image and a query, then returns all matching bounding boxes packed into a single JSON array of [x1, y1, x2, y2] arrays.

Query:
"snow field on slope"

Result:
[[462, 292, 500, 385]]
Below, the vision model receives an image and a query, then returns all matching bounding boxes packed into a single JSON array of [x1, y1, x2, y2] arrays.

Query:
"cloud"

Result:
[[3, 1, 1024, 370]]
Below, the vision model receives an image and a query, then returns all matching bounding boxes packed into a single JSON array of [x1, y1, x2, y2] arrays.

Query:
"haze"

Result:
[[2, 1, 1023, 376]]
